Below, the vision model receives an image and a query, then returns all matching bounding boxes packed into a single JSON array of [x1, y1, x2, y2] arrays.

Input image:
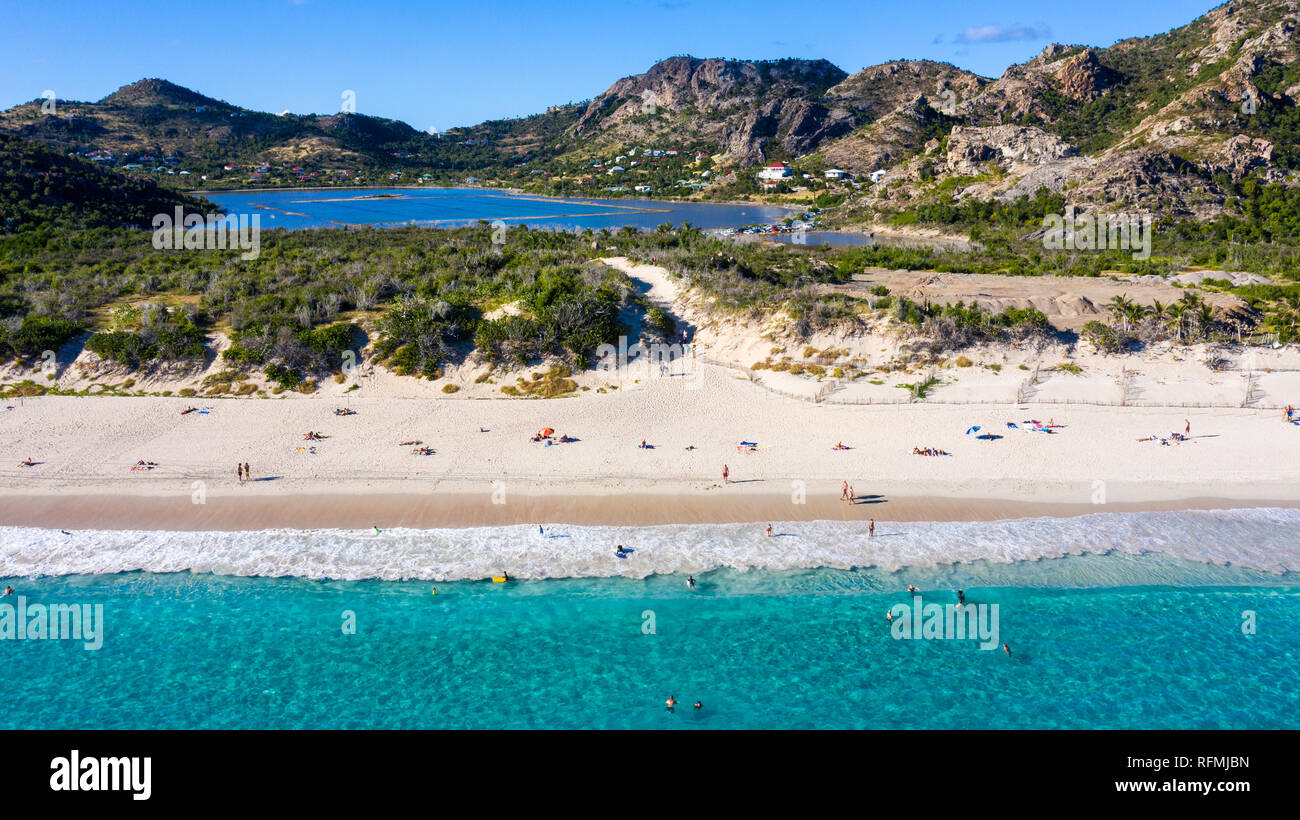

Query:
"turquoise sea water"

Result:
[[4, 553, 1296, 729], [203, 187, 792, 232]]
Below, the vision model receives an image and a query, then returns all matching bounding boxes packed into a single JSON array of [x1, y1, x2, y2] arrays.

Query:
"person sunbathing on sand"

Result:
[[19, 457, 35, 467], [399, 440, 422, 446]]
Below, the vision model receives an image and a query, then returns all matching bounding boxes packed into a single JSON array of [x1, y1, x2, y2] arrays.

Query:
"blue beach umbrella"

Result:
[[965, 425, 981, 435]]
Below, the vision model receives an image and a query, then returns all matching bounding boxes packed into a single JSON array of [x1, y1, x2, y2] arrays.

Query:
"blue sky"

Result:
[[3, 0, 1217, 130]]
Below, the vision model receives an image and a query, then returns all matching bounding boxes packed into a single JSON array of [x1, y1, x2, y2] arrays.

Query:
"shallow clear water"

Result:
[[204, 187, 791, 232], [3, 553, 1296, 729]]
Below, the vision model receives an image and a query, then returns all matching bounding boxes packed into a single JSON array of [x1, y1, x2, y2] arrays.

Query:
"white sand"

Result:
[[1, 359, 1297, 508]]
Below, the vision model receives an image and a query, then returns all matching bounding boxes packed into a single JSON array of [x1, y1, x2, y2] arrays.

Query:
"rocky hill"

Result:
[[835, 0, 1300, 221], [0, 79, 454, 186]]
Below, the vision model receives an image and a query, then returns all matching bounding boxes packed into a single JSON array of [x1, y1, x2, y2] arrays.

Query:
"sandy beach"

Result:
[[1, 355, 1297, 530]]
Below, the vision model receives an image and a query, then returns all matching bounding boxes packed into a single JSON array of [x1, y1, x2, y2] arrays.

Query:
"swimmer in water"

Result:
[[886, 609, 893, 623], [687, 576, 696, 589], [374, 526, 381, 535], [694, 701, 702, 712], [957, 589, 965, 606], [2, 586, 13, 596], [665, 695, 677, 713], [907, 584, 919, 593], [1003, 643, 1011, 656]]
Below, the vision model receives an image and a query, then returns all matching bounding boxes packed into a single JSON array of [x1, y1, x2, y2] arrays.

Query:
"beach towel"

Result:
[[739, 441, 758, 446]]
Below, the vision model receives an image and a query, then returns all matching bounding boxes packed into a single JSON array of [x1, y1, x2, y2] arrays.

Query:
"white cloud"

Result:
[[956, 24, 1051, 44]]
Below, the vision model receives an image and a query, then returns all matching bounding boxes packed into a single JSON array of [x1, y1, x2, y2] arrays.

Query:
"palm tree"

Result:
[[1163, 302, 1189, 343], [1124, 302, 1145, 332], [1108, 294, 1135, 331], [1195, 303, 1216, 341]]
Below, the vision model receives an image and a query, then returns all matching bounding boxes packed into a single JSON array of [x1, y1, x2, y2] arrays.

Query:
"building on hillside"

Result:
[[824, 169, 851, 180], [869, 169, 887, 184], [757, 162, 793, 181]]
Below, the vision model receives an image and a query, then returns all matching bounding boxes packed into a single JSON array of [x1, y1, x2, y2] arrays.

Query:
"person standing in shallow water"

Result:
[[868, 519, 875, 538]]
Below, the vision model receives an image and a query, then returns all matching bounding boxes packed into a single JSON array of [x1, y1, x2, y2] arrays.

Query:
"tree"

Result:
[[1108, 294, 1135, 331]]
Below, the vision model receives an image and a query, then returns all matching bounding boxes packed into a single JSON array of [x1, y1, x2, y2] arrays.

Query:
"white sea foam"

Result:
[[1, 508, 1298, 581]]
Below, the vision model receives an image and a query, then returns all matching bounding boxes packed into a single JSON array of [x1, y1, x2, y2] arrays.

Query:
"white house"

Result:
[[607, 165, 626, 175], [824, 168, 850, 180], [869, 169, 887, 184], [757, 162, 793, 181]]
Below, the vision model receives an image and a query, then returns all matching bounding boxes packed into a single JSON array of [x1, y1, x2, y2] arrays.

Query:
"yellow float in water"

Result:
[[491, 576, 507, 584]]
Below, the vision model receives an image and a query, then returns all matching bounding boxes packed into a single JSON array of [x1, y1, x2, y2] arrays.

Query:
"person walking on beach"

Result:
[[243, 462, 250, 482], [840, 481, 849, 501], [722, 464, 729, 485], [1185, 419, 1190, 436], [868, 519, 875, 538], [847, 484, 855, 504]]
